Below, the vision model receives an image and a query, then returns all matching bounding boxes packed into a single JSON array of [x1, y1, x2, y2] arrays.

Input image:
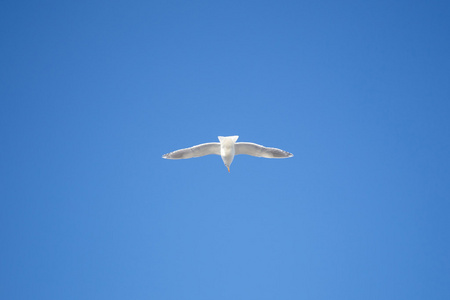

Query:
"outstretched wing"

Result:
[[235, 142, 293, 158], [162, 143, 221, 159]]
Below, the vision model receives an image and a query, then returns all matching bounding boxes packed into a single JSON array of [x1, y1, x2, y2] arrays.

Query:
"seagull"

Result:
[[162, 136, 293, 172]]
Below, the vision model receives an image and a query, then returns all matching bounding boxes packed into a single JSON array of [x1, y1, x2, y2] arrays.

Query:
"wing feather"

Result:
[[162, 143, 221, 159], [235, 142, 293, 158]]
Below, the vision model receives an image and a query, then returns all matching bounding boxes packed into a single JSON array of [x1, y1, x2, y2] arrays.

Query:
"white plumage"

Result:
[[162, 136, 293, 172]]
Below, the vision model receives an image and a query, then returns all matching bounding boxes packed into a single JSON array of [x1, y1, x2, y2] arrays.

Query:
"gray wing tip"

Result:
[[162, 153, 170, 159], [277, 149, 293, 158], [282, 151, 293, 158]]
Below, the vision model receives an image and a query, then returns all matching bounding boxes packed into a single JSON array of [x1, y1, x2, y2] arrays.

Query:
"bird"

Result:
[[162, 136, 293, 172]]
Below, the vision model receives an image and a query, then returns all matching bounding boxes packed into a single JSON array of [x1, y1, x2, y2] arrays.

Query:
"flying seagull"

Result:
[[162, 136, 293, 172]]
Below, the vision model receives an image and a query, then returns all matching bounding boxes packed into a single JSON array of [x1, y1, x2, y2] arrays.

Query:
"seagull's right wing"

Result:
[[162, 143, 221, 159], [235, 142, 293, 158]]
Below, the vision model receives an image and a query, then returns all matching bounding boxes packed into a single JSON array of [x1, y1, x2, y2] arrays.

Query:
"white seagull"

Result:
[[162, 136, 293, 172]]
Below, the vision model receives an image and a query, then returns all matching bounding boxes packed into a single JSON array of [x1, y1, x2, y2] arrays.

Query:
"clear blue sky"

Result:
[[1, 1, 449, 299]]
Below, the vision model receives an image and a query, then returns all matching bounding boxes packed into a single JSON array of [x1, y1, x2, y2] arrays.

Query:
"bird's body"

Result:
[[162, 136, 293, 172]]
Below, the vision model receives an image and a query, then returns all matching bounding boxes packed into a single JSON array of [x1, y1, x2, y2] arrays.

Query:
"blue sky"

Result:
[[1, 1, 450, 299]]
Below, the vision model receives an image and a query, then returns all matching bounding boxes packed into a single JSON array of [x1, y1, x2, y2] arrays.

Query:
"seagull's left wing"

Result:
[[162, 143, 221, 159], [235, 142, 293, 158]]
